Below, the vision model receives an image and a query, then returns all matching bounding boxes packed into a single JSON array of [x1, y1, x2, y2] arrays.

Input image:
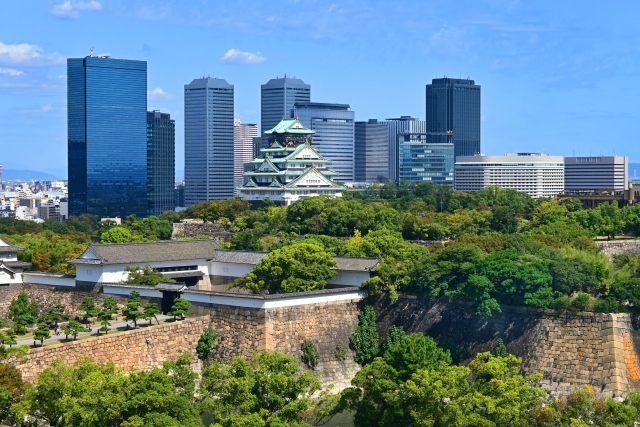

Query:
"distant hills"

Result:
[[2, 169, 59, 181]]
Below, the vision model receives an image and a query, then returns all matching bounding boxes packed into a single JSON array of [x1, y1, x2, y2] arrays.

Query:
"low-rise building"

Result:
[[564, 156, 628, 191], [454, 153, 564, 199], [0, 237, 31, 284]]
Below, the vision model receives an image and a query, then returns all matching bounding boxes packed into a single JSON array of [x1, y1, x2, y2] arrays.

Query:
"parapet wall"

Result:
[[595, 240, 640, 260], [373, 296, 640, 396]]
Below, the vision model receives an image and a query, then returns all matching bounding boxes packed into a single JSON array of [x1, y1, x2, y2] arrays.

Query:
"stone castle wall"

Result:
[[14, 316, 209, 382], [172, 222, 233, 241], [373, 296, 640, 396], [595, 240, 640, 260]]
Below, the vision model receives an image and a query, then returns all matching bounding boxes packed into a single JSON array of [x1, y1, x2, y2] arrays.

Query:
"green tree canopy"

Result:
[[124, 264, 175, 286], [100, 226, 134, 243]]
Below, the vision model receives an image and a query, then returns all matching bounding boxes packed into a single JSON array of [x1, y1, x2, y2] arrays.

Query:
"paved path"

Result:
[[9, 314, 173, 347]]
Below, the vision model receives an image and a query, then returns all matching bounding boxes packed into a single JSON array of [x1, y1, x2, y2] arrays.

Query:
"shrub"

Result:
[[592, 297, 621, 313], [334, 342, 348, 361], [382, 325, 406, 354], [570, 293, 591, 312], [301, 339, 320, 370], [196, 328, 217, 361], [349, 305, 380, 365], [550, 295, 571, 311], [439, 337, 464, 364], [492, 338, 508, 357]]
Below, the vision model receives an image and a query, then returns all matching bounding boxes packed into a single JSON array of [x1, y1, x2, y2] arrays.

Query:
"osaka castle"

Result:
[[237, 117, 345, 206]]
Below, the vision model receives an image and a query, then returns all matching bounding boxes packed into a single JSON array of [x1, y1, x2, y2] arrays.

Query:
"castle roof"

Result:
[[0, 237, 25, 253], [264, 118, 315, 135]]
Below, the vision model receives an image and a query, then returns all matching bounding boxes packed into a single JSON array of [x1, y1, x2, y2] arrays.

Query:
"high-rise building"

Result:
[[147, 111, 175, 216], [399, 133, 454, 185], [454, 153, 564, 199], [426, 78, 481, 159], [355, 119, 389, 182], [234, 119, 259, 191], [261, 77, 310, 148], [293, 102, 355, 182], [379, 116, 426, 183], [184, 77, 234, 206], [564, 156, 628, 191], [68, 56, 147, 217]]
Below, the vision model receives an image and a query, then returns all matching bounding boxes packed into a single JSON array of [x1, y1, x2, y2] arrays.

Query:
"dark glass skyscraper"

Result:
[[68, 56, 147, 218], [261, 77, 310, 148], [147, 111, 175, 216], [425, 78, 481, 159], [355, 119, 389, 182]]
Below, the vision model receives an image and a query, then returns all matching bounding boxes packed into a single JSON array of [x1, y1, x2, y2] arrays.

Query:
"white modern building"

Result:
[[454, 153, 564, 199], [564, 156, 628, 191], [234, 119, 259, 192]]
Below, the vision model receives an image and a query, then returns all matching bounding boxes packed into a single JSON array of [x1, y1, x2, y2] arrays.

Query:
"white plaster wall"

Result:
[[0, 253, 18, 261], [23, 273, 75, 287], [79, 260, 210, 284], [0, 270, 22, 284], [209, 262, 254, 278], [75, 265, 104, 282], [327, 270, 369, 287], [102, 285, 162, 298], [182, 289, 366, 309]]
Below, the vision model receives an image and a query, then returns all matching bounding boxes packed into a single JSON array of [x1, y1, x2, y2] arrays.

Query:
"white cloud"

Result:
[[42, 104, 52, 112], [148, 87, 175, 101], [51, 1, 102, 19], [0, 68, 24, 76], [0, 42, 64, 66], [220, 49, 266, 64]]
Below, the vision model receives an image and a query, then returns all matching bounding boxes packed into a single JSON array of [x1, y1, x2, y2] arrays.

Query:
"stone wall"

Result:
[[373, 296, 640, 396], [172, 222, 233, 242], [13, 316, 209, 382], [595, 240, 640, 260]]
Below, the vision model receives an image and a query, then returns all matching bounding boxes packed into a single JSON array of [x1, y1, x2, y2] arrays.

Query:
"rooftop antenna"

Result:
[[90, 47, 93, 57]]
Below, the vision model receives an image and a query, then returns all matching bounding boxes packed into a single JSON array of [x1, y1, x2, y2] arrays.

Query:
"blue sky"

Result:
[[1, 0, 639, 178]]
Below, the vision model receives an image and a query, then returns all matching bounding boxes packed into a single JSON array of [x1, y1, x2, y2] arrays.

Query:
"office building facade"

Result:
[[355, 119, 390, 182], [147, 111, 175, 216], [454, 153, 564, 199], [294, 102, 355, 182], [233, 119, 259, 191], [68, 56, 147, 217], [564, 156, 628, 191], [184, 77, 234, 205], [379, 116, 426, 183], [261, 77, 310, 148], [426, 78, 481, 158], [398, 133, 454, 185]]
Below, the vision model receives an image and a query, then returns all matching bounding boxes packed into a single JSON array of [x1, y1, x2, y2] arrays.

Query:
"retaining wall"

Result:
[[595, 240, 640, 260]]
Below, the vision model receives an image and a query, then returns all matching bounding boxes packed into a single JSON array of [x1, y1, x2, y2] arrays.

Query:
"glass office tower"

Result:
[[68, 56, 147, 218], [293, 102, 355, 182], [147, 111, 175, 216], [398, 133, 454, 185], [261, 77, 310, 148], [379, 116, 426, 183], [426, 78, 481, 158], [355, 119, 389, 182], [184, 77, 234, 205]]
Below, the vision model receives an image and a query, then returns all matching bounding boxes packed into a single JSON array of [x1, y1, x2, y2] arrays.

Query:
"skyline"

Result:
[[1, 0, 639, 178]]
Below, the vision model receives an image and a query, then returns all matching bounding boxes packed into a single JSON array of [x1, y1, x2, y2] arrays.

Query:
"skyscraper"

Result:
[[184, 77, 234, 206], [261, 77, 310, 148], [355, 119, 389, 182], [426, 77, 481, 158], [68, 56, 147, 218], [233, 119, 259, 192], [147, 111, 175, 216], [379, 116, 425, 183], [398, 133, 454, 185], [293, 102, 355, 182]]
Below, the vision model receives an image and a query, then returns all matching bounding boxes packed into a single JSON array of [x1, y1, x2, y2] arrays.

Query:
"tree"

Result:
[[236, 242, 337, 294], [8, 292, 38, 335], [349, 305, 380, 365], [200, 350, 323, 427], [301, 339, 320, 370], [100, 226, 134, 243], [62, 320, 83, 340], [0, 364, 23, 425], [143, 302, 161, 325], [33, 323, 51, 346], [97, 310, 112, 335], [37, 304, 69, 327], [168, 298, 191, 320], [383, 333, 452, 381], [101, 296, 119, 317], [124, 264, 174, 286], [78, 296, 99, 323], [492, 338, 509, 357], [123, 297, 144, 328], [196, 328, 217, 361]]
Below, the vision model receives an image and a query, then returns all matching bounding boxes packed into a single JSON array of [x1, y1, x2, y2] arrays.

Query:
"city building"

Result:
[[379, 116, 426, 183], [426, 77, 481, 158], [260, 77, 310, 148], [233, 119, 259, 191], [293, 102, 355, 182], [454, 153, 564, 199], [68, 56, 148, 217], [184, 77, 234, 206], [564, 156, 629, 191], [237, 117, 344, 205], [398, 133, 454, 185], [174, 183, 185, 208], [147, 111, 176, 216], [355, 119, 389, 182]]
